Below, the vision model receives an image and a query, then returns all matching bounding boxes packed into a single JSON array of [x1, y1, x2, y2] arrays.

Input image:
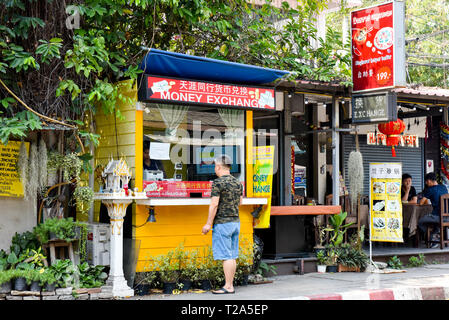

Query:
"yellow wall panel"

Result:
[[134, 205, 254, 272]]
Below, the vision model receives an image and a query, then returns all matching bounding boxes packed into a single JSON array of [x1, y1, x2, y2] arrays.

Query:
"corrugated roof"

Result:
[[392, 86, 449, 99]]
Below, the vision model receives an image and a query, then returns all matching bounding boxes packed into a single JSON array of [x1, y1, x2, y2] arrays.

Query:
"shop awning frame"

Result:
[[139, 48, 290, 85]]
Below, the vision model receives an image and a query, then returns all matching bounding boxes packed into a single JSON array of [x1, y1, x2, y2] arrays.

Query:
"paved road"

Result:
[[128, 263, 449, 300]]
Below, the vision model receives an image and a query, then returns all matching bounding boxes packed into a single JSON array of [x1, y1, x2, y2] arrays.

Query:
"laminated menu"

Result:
[[369, 162, 403, 242]]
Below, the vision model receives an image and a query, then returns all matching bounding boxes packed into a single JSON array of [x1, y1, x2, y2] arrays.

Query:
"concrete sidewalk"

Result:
[[128, 263, 449, 300]]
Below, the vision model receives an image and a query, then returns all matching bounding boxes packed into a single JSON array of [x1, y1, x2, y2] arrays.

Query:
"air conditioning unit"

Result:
[[86, 222, 110, 266]]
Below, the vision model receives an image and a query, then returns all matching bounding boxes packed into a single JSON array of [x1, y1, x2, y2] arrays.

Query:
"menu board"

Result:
[[369, 162, 403, 242], [0, 141, 29, 197]]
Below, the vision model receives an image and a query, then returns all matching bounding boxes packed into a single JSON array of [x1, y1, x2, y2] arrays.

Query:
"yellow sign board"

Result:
[[369, 162, 403, 242], [252, 146, 275, 229], [0, 141, 29, 197]]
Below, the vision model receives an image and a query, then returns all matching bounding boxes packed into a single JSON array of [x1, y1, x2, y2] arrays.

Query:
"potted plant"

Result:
[[77, 262, 108, 288], [337, 228, 369, 272], [196, 247, 214, 291], [0, 270, 14, 294], [29, 269, 43, 292], [236, 243, 253, 286], [315, 250, 327, 273], [324, 212, 354, 249], [49, 259, 77, 288], [40, 268, 58, 292], [13, 269, 29, 291], [154, 251, 180, 294], [178, 249, 197, 291], [33, 217, 77, 243], [73, 186, 94, 218], [313, 224, 327, 254], [325, 245, 339, 273]]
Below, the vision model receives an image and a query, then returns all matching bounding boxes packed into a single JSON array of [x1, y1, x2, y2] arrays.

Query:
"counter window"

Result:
[[142, 103, 245, 197]]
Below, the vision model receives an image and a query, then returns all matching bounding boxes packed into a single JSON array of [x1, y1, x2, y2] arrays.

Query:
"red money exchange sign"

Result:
[[139, 75, 276, 110], [351, 1, 404, 92]]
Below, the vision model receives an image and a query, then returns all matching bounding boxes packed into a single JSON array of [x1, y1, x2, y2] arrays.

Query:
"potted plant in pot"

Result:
[[178, 249, 197, 292], [40, 268, 58, 292], [313, 224, 327, 254], [33, 217, 77, 243], [196, 247, 214, 291], [325, 245, 339, 273], [29, 269, 44, 292], [315, 250, 328, 273], [154, 251, 180, 294], [0, 270, 15, 294], [236, 243, 253, 286], [337, 228, 369, 272], [49, 259, 77, 288]]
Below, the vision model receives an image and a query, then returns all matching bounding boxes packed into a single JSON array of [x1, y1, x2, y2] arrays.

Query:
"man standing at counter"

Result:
[[202, 155, 243, 294]]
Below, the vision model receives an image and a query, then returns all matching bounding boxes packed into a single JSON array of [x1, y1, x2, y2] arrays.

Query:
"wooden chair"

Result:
[[293, 195, 305, 205], [423, 194, 449, 249], [439, 194, 449, 249]]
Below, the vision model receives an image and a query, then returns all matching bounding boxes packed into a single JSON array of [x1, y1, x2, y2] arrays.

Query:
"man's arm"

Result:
[[419, 196, 430, 205], [401, 188, 410, 201], [202, 196, 219, 235]]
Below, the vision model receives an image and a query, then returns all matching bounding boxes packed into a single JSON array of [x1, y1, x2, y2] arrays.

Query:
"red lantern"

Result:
[[377, 119, 405, 157]]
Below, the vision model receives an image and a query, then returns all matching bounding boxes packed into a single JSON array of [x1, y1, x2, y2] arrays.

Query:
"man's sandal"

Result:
[[212, 287, 235, 294]]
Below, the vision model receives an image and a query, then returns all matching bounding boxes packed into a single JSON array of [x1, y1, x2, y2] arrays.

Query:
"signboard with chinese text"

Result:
[[138, 75, 275, 110], [367, 132, 419, 147], [0, 141, 29, 197], [351, 91, 397, 123], [253, 146, 275, 229], [369, 162, 403, 242], [351, 1, 405, 92]]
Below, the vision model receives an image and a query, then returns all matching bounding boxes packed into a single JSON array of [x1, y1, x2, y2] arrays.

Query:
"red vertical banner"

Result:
[[351, 2, 404, 92]]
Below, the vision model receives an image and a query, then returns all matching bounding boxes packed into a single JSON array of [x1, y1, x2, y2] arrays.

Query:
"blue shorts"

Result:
[[212, 222, 240, 260]]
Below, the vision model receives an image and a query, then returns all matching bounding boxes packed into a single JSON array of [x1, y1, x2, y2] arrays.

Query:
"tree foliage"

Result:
[[0, 0, 351, 145]]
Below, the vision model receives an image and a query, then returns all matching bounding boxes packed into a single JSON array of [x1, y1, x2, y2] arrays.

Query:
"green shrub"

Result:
[[387, 256, 403, 269], [408, 254, 426, 268], [77, 262, 108, 288]]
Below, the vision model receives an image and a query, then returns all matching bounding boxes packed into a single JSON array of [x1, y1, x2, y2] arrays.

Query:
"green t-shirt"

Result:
[[211, 175, 243, 225]]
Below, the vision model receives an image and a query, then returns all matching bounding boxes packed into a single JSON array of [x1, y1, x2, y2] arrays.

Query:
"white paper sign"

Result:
[[150, 142, 171, 160], [426, 159, 434, 174]]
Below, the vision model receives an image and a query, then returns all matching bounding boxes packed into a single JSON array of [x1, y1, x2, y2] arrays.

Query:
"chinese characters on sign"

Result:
[[351, 91, 397, 123], [351, 1, 405, 92], [369, 162, 403, 242], [139, 75, 275, 110], [367, 132, 419, 147]]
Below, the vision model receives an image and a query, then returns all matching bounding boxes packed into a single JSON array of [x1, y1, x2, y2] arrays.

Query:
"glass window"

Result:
[[142, 103, 245, 197]]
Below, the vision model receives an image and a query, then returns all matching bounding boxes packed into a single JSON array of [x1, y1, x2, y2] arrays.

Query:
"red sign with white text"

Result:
[[142, 180, 245, 198], [351, 2, 395, 92], [143, 75, 275, 109]]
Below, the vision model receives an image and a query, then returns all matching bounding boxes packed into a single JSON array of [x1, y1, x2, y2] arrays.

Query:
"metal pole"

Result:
[[331, 95, 340, 206]]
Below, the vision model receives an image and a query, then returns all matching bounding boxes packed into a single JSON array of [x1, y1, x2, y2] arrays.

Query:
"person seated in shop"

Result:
[[401, 173, 417, 203], [417, 172, 449, 247], [143, 141, 165, 175]]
